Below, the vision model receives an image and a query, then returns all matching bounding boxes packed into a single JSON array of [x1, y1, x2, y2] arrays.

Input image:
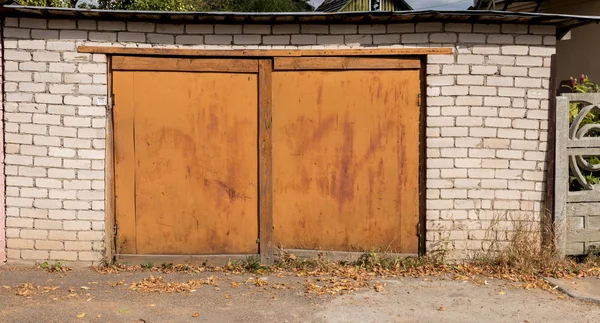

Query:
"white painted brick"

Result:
[[529, 46, 555, 56], [49, 63, 76, 73], [472, 45, 500, 55], [457, 76, 484, 85], [373, 34, 400, 45], [291, 35, 317, 45], [459, 33, 486, 43], [527, 89, 548, 99], [19, 62, 47, 71], [34, 136, 61, 147], [78, 170, 104, 180], [7, 239, 34, 249], [64, 201, 91, 210], [242, 24, 270, 34], [501, 66, 528, 77], [488, 34, 513, 44], [21, 250, 49, 260], [4, 27, 31, 39], [516, 56, 543, 67], [49, 230, 77, 240], [79, 231, 104, 241], [19, 82, 46, 92], [118, 32, 146, 42], [204, 35, 232, 45], [327, 24, 357, 35], [442, 65, 469, 75], [98, 21, 125, 31], [402, 34, 428, 43], [233, 35, 261, 45], [20, 145, 48, 156], [5, 72, 33, 82], [31, 29, 59, 39], [430, 33, 457, 43], [300, 24, 328, 34], [6, 133, 33, 144], [317, 35, 345, 45], [498, 129, 525, 139], [215, 24, 242, 34], [46, 41, 75, 51], [499, 87, 526, 97], [64, 180, 92, 190], [484, 97, 511, 107], [175, 35, 204, 45]]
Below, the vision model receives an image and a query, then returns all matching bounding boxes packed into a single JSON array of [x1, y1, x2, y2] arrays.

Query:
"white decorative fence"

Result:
[[555, 93, 600, 256]]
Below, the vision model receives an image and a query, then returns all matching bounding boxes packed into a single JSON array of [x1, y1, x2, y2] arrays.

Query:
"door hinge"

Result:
[[416, 222, 422, 237], [417, 94, 422, 106], [114, 222, 118, 236], [109, 94, 115, 111]]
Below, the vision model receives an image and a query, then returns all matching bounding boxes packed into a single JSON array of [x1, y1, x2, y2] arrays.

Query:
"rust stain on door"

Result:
[[272, 69, 421, 253]]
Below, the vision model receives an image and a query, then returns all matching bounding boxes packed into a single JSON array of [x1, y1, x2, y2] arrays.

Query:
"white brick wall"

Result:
[[2, 17, 557, 263]]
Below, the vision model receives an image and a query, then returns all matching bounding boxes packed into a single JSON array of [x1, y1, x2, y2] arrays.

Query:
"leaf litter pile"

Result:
[[95, 252, 600, 297], [128, 275, 219, 293]]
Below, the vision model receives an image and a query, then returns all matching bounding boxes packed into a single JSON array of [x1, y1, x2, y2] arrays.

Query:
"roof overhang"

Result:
[[1, 5, 599, 35]]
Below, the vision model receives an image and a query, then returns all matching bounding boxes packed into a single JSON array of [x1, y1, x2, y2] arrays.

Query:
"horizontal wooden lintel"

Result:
[[274, 57, 421, 70], [79, 46, 453, 57], [112, 56, 259, 72]]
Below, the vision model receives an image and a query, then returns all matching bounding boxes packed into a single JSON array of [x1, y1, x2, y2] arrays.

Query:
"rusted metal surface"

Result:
[[113, 65, 259, 255], [113, 71, 137, 254], [272, 66, 421, 253]]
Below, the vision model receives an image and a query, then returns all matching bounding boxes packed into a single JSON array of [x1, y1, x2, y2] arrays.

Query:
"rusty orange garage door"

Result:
[[112, 57, 259, 255], [272, 57, 422, 254], [111, 55, 423, 259]]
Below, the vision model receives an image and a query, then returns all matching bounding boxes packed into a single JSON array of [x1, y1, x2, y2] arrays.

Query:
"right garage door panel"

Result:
[[272, 66, 422, 253]]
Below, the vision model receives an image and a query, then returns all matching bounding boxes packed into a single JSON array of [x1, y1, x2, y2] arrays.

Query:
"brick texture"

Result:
[[2, 18, 557, 263]]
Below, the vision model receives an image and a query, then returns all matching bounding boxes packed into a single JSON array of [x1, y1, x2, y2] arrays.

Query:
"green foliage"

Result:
[[17, 0, 79, 7], [564, 75, 600, 191], [140, 261, 153, 269], [40, 261, 68, 272], [16, 0, 311, 11], [202, 0, 310, 12]]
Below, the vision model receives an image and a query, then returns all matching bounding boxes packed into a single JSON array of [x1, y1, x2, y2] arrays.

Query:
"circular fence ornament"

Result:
[[568, 102, 600, 190]]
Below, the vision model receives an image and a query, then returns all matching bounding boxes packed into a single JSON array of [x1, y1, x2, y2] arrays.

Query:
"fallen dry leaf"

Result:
[[76, 313, 85, 319], [374, 282, 385, 292], [254, 279, 268, 287], [192, 312, 200, 317], [230, 282, 240, 288], [438, 306, 446, 311]]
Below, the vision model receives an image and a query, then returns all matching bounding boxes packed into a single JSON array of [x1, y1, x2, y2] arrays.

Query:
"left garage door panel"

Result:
[[113, 65, 259, 255]]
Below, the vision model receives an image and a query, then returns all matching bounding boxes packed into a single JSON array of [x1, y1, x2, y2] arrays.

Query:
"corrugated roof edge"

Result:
[[1, 5, 599, 33]]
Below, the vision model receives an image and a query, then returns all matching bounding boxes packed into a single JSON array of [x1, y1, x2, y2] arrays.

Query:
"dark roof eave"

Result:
[[1, 6, 599, 31]]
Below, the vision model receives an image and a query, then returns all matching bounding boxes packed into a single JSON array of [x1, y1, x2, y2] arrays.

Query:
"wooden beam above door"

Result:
[[78, 46, 453, 57], [273, 57, 421, 70]]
